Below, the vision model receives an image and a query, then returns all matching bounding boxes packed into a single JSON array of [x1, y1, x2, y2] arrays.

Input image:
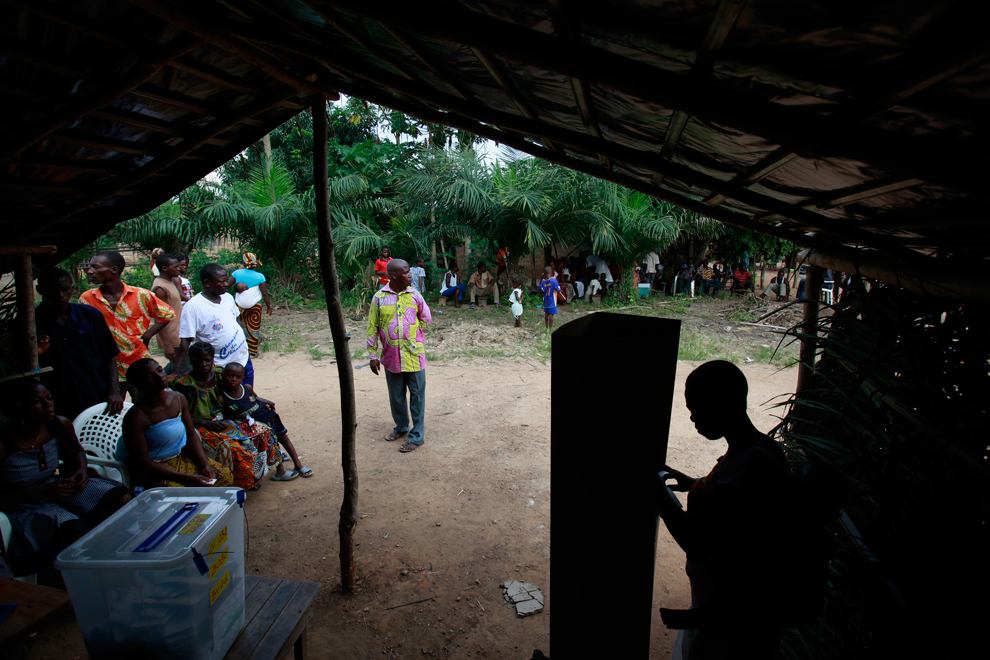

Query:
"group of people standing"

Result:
[[0, 250, 311, 579]]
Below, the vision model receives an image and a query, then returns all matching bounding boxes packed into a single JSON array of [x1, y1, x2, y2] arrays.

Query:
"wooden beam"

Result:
[[660, 0, 747, 159], [0, 0, 143, 51], [0, 245, 56, 255], [795, 265, 824, 394], [0, 42, 101, 84], [320, 0, 987, 198], [88, 107, 230, 145], [380, 26, 473, 100], [704, 37, 990, 207], [124, 0, 336, 102], [754, 178, 926, 223], [547, 0, 609, 167], [297, 1, 417, 81], [704, 149, 799, 205], [312, 96, 359, 593], [20, 85, 306, 239], [798, 247, 988, 305], [13, 253, 39, 372], [44, 130, 161, 156]]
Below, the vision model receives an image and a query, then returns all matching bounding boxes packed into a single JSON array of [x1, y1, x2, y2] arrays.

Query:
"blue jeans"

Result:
[[385, 369, 426, 445], [703, 279, 720, 295], [244, 357, 255, 387], [441, 285, 466, 301]]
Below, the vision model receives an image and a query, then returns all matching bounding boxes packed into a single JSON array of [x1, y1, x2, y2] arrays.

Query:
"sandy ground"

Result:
[[19, 305, 798, 660]]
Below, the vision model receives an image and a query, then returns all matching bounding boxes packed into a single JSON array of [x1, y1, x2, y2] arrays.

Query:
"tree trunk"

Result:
[[262, 133, 272, 161], [313, 99, 359, 592], [440, 237, 448, 269]]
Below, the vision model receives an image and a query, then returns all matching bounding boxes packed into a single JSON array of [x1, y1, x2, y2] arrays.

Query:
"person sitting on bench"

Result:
[[439, 263, 466, 308], [467, 262, 500, 308], [731, 263, 753, 294]]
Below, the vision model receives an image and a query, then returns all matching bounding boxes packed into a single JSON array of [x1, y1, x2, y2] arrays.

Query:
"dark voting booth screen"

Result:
[[551, 313, 680, 656]]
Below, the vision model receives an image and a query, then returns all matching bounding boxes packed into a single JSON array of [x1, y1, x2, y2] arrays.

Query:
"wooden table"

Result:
[[0, 577, 72, 644], [223, 575, 320, 660]]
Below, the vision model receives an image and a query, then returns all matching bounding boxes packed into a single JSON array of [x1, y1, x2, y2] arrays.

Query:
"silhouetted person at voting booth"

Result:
[[657, 360, 788, 660]]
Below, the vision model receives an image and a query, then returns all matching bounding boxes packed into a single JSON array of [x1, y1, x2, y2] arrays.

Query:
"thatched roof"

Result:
[[2, 0, 987, 273]]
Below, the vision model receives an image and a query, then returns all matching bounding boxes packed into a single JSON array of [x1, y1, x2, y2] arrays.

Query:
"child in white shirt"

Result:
[[509, 277, 524, 327]]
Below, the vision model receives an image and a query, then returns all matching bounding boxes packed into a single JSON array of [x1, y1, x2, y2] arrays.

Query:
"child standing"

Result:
[[409, 257, 427, 295], [219, 362, 313, 481], [508, 277, 524, 327], [374, 246, 392, 288], [538, 266, 561, 330]]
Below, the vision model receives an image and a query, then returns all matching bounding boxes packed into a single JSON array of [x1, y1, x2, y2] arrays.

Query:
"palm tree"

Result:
[[201, 156, 315, 286], [109, 182, 224, 256]]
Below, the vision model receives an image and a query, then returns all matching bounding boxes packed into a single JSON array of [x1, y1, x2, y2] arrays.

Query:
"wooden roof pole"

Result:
[[312, 94, 359, 592], [797, 247, 988, 305], [547, 0, 610, 168], [653, 0, 747, 186], [795, 265, 824, 394]]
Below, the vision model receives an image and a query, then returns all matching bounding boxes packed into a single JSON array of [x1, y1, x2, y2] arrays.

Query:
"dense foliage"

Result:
[[93, 97, 782, 307]]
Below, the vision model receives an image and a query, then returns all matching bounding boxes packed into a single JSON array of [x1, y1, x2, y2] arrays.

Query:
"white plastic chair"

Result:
[[821, 281, 835, 306], [72, 402, 133, 488]]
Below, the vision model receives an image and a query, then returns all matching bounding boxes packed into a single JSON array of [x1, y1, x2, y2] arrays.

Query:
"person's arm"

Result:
[[259, 281, 273, 316], [367, 297, 382, 375], [104, 355, 123, 415], [55, 416, 90, 492], [173, 276, 190, 302], [141, 319, 171, 348], [141, 293, 176, 347], [177, 393, 215, 480], [416, 290, 432, 326]]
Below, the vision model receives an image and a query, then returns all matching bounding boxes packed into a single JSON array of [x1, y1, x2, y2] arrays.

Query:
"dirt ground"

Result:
[[20, 295, 801, 660]]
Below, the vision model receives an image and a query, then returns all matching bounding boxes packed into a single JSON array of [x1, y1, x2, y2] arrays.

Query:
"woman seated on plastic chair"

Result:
[[118, 358, 233, 490], [0, 379, 131, 578]]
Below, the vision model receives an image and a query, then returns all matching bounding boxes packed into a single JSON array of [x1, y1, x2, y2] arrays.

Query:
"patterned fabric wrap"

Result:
[[148, 453, 233, 488], [170, 369, 279, 488], [240, 304, 263, 356], [80, 283, 176, 380], [242, 252, 262, 268], [366, 285, 432, 373], [200, 421, 280, 488]]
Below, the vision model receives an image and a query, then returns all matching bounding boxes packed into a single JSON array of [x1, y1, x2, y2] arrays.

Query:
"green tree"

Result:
[[108, 182, 224, 256]]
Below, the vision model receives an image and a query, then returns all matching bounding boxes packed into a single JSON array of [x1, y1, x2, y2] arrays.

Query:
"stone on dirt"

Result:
[[502, 580, 544, 617]]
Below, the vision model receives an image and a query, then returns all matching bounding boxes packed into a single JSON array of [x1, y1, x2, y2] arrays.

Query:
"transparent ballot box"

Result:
[[55, 488, 246, 660]]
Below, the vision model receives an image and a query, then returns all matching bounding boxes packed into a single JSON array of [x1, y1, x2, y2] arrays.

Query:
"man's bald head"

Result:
[[387, 259, 409, 275]]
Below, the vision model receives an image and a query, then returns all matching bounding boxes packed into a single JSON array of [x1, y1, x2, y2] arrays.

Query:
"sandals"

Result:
[[271, 470, 299, 481], [297, 467, 314, 477], [399, 442, 419, 453], [384, 431, 407, 442]]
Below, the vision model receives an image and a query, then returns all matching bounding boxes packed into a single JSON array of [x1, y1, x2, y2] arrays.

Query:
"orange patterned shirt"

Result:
[[80, 283, 176, 380]]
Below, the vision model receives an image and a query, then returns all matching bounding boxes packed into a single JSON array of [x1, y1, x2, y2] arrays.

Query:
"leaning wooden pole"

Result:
[[796, 265, 825, 393], [312, 96, 359, 591], [14, 254, 39, 373]]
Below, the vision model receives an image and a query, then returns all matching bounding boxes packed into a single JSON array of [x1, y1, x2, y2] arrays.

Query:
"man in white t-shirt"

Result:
[[643, 251, 660, 284], [177, 263, 254, 386]]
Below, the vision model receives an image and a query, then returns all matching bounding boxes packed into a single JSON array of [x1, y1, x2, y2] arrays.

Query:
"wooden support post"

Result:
[[13, 254, 39, 373], [312, 96, 358, 591], [796, 265, 824, 393]]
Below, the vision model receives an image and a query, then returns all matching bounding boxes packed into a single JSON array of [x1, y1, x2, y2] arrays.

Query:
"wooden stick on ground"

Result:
[[313, 96, 359, 591]]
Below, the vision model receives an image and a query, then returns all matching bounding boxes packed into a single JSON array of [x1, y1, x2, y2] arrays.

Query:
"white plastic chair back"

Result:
[[72, 402, 133, 486], [821, 281, 835, 306]]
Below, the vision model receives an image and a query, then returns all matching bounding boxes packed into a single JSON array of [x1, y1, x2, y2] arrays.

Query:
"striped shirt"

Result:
[[80, 283, 175, 380], [366, 284, 431, 373]]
